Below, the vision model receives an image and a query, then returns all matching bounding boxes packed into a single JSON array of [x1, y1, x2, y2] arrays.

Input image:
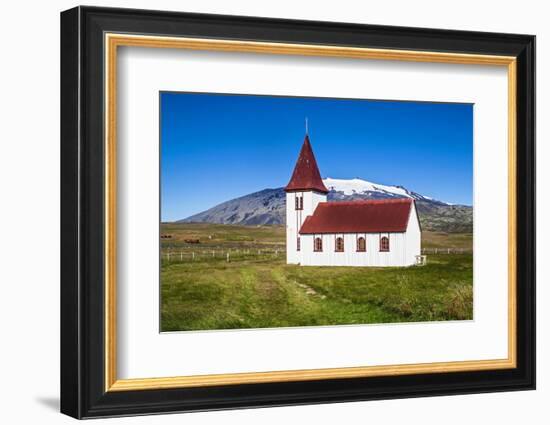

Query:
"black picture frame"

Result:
[[61, 5, 535, 419]]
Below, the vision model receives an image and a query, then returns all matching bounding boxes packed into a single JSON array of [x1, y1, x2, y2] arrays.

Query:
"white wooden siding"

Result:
[[404, 203, 422, 265], [299, 232, 410, 267], [285, 191, 326, 264]]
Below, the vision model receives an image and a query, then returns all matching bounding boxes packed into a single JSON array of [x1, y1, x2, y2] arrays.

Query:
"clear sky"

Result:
[[161, 92, 473, 222]]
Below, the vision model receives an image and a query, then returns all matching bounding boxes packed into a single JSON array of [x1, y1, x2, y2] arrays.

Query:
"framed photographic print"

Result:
[[60, 6, 535, 419]]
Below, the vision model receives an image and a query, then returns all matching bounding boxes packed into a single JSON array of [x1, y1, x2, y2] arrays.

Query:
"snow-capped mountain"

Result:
[[179, 178, 471, 232], [323, 177, 442, 203]]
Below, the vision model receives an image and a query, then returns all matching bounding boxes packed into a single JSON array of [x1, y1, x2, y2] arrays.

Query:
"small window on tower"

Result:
[[295, 195, 303, 210], [297, 237, 301, 251]]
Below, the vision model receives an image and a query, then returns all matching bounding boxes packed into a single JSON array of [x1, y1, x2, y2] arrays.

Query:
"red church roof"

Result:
[[285, 135, 329, 194], [299, 199, 415, 234]]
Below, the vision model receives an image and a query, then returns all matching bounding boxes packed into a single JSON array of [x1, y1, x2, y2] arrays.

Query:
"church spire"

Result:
[[285, 133, 329, 194]]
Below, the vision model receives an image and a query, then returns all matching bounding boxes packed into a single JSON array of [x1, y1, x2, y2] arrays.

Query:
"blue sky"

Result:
[[161, 92, 473, 222]]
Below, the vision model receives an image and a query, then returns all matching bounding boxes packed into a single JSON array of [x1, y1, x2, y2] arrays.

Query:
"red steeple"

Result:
[[285, 135, 329, 194]]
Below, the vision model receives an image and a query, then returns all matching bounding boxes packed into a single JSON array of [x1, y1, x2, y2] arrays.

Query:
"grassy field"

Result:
[[160, 223, 473, 332]]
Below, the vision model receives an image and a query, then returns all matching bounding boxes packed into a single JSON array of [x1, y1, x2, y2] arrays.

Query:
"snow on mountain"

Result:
[[323, 177, 445, 203], [324, 177, 411, 198]]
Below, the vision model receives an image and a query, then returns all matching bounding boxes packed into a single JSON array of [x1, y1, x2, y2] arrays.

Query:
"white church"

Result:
[[285, 134, 421, 267]]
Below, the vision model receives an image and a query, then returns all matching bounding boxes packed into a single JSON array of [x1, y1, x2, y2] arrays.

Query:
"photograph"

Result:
[[160, 92, 474, 332]]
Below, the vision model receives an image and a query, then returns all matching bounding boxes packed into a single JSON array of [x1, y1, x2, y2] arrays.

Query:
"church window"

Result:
[[314, 237, 323, 252], [380, 236, 390, 252], [335, 237, 344, 252]]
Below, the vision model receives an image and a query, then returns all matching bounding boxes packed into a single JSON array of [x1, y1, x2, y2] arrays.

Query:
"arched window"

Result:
[[335, 237, 344, 252], [380, 236, 390, 252], [314, 237, 323, 252], [357, 237, 366, 252], [296, 237, 301, 251]]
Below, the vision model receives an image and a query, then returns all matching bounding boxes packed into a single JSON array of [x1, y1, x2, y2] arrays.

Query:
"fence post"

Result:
[[212, 250, 215, 258], [435, 248, 438, 254], [227, 253, 230, 262], [180, 252, 183, 261], [448, 248, 450, 254], [192, 252, 195, 261]]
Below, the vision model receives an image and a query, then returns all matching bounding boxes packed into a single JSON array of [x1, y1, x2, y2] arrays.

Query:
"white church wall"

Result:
[[404, 203, 422, 265], [286, 191, 327, 264], [305, 191, 326, 215], [299, 232, 410, 267], [285, 191, 301, 264]]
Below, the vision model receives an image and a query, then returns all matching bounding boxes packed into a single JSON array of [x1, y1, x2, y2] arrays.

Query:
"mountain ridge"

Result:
[[178, 178, 472, 233]]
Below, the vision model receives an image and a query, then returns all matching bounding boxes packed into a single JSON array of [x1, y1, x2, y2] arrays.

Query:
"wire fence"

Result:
[[160, 246, 471, 264], [421, 247, 472, 255]]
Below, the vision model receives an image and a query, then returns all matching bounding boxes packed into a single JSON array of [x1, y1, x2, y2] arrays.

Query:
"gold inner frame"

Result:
[[104, 33, 517, 392]]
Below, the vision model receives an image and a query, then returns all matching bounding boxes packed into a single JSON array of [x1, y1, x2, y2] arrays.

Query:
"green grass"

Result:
[[160, 223, 473, 332], [421, 231, 473, 250]]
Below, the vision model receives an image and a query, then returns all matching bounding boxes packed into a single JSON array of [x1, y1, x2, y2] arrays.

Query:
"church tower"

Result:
[[284, 134, 328, 264]]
